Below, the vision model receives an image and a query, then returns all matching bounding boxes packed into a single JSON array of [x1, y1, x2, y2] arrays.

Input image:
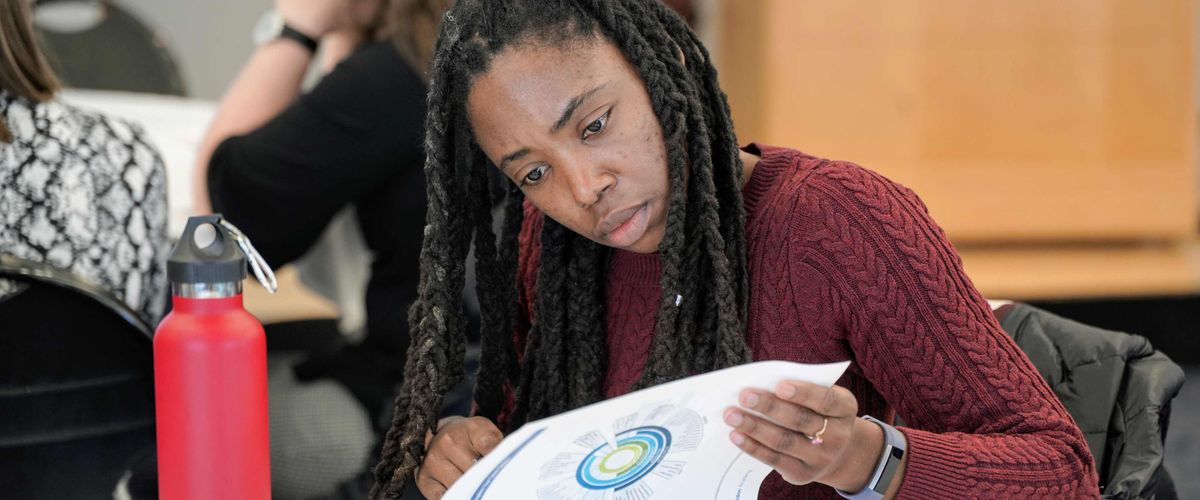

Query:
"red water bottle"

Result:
[[155, 215, 277, 500]]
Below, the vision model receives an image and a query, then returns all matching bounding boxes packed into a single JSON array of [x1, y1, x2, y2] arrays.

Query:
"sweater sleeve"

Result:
[[207, 42, 426, 267], [787, 161, 1100, 498]]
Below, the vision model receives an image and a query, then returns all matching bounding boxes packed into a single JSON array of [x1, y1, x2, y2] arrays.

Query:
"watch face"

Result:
[[252, 10, 283, 45]]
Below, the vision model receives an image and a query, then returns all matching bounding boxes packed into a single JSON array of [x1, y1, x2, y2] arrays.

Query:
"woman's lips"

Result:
[[598, 202, 650, 247]]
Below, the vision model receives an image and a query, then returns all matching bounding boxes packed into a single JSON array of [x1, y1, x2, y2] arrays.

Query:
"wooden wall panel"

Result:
[[718, 1, 1196, 243]]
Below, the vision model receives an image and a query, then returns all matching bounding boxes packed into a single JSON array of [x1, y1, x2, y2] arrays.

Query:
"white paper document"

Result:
[[445, 360, 851, 500]]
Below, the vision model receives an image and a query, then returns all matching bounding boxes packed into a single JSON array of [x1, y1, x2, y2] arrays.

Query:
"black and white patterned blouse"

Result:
[[1, 90, 169, 325]]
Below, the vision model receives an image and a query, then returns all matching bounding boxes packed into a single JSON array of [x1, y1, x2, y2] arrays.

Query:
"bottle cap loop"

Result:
[[167, 214, 277, 294]]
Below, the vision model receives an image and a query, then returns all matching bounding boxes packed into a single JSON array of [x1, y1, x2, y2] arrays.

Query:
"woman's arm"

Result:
[[785, 161, 1099, 498], [204, 40, 427, 267], [191, 40, 309, 214], [192, 0, 379, 213]]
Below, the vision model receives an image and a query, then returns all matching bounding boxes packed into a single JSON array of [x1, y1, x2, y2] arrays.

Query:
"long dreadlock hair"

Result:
[[370, 1, 752, 497]]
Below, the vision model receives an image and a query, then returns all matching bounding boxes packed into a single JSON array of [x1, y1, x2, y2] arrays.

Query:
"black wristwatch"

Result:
[[253, 10, 319, 54], [836, 415, 907, 499]]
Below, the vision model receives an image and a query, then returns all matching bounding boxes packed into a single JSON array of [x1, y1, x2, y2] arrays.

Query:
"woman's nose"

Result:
[[562, 161, 615, 208]]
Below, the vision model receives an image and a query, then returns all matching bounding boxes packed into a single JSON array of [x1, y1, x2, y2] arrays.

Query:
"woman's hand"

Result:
[[416, 416, 504, 499], [724, 381, 885, 492], [276, 0, 382, 39]]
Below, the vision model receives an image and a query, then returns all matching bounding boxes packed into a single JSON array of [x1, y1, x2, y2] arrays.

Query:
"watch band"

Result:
[[836, 415, 907, 500], [279, 24, 319, 53]]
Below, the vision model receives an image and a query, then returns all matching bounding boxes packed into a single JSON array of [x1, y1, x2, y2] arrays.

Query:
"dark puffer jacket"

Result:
[[995, 303, 1186, 500]]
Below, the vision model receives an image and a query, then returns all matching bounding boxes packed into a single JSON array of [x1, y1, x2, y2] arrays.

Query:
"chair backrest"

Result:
[[995, 302, 1185, 499], [33, 0, 187, 96], [0, 255, 156, 499]]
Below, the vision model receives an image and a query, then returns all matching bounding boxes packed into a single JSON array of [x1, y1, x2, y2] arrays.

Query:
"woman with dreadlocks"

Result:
[[372, 1, 1100, 498]]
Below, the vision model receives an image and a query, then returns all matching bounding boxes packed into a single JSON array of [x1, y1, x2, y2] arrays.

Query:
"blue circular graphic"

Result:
[[575, 426, 672, 491]]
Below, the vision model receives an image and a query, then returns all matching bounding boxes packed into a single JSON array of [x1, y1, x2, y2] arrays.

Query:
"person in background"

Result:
[[0, 0, 168, 326], [192, 1, 452, 498], [194, 0, 450, 423]]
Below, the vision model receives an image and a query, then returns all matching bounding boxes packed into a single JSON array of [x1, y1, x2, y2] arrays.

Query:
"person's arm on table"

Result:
[[192, 0, 379, 213]]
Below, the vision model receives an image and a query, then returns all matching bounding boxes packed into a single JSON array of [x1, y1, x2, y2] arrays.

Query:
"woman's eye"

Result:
[[582, 109, 610, 139], [521, 165, 548, 186]]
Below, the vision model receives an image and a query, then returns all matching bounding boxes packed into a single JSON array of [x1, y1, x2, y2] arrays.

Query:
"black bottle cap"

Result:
[[167, 214, 247, 284]]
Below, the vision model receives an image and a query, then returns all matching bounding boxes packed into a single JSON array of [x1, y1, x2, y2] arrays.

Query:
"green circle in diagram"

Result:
[[598, 442, 648, 475]]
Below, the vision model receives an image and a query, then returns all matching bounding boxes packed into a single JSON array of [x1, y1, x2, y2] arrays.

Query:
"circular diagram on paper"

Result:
[[575, 426, 671, 490], [536, 403, 704, 500]]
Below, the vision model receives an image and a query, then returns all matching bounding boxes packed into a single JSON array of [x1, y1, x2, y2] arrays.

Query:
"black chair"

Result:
[[33, 0, 187, 96], [995, 302, 1184, 499], [0, 255, 156, 499]]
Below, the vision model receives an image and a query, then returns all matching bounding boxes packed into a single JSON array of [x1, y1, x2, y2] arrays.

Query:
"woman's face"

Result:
[[467, 36, 669, 254]]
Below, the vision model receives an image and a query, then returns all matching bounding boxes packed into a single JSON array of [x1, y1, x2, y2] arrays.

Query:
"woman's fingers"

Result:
[[727, 382, 862, 486], [415, 477, 446, 500], [439, 434, 481, 473], [728, 427, 817, 485], [724, 408, 840, 470], [417, 416, 505, 498], [773, 381, 857, 418], [464, 416, 504, 455], [736, 388, 830, 437], [431, 416, 503, 477], [416, 453, 455, 499]]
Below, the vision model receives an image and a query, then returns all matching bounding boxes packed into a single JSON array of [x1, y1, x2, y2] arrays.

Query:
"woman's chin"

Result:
[[623, 226, 665, 254]]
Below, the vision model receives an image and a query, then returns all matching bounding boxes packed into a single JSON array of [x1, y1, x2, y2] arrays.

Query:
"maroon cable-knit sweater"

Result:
[[507, 144, 1099, 498]]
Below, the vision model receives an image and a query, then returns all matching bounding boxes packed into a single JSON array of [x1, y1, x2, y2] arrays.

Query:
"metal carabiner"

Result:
[[217, 219, 278, 294]]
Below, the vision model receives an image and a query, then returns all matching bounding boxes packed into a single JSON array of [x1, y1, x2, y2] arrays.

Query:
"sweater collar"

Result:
[[740, 142, 793, 216]]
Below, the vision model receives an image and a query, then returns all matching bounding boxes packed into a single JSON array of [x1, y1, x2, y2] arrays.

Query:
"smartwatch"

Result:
[[252, 10, 319, 53], [837, 415, 907, 499]]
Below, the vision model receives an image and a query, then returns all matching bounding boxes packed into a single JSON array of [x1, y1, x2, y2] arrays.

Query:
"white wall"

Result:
[[118, 0, 269, 100]]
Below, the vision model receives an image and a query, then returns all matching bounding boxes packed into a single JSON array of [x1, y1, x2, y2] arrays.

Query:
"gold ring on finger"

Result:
[[802, 417, 829, 446]]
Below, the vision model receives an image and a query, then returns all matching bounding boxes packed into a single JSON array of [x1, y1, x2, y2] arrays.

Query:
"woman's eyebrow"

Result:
[[499, 82, 612, 172], [499, 148, 530, 172], [550, 82, 609, 133]]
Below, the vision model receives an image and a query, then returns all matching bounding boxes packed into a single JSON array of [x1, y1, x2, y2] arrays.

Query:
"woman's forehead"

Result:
[[466, 39, 637, 124]]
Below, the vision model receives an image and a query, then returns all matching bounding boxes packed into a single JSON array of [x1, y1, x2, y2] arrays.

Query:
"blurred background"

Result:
[[8, 0, 1199, 497]]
